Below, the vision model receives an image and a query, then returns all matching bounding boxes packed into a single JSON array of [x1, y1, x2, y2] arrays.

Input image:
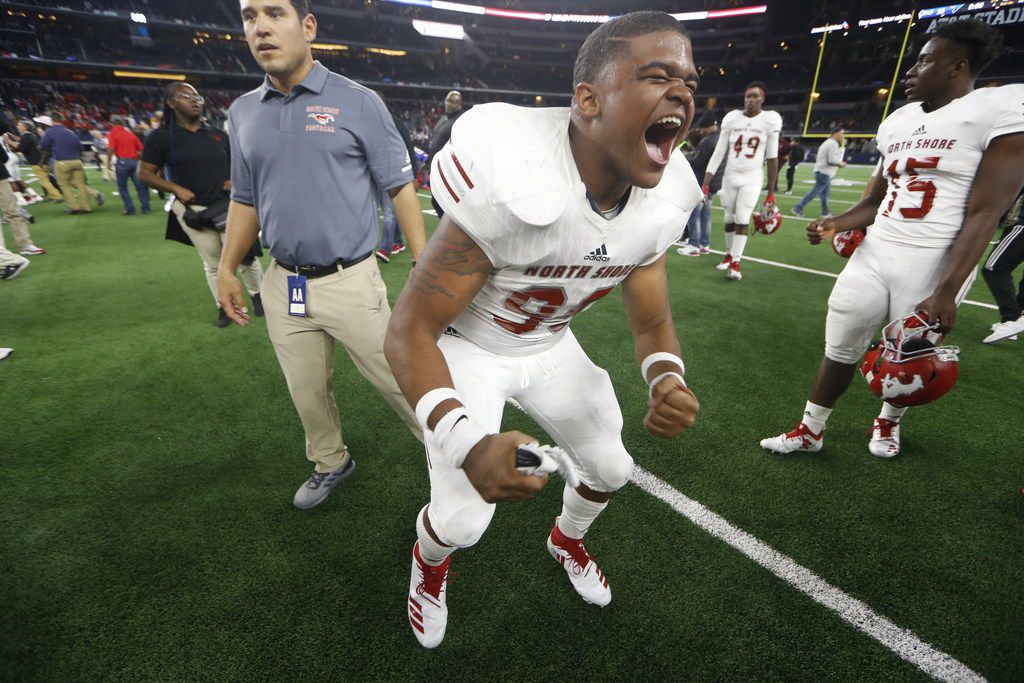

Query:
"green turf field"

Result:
[[1, 163, 1021, 681]]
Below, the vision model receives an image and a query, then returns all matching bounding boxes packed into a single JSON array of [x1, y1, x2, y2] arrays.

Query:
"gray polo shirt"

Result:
[[229, 61, 413, 266]]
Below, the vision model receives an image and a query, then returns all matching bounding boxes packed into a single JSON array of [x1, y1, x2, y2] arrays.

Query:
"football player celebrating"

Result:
[[702, 81, 783, 281], [761, 19, 1024, 458], [385, 12, 702, 648]]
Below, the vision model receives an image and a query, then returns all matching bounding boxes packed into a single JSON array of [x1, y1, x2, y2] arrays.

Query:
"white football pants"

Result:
[[824, 234, 976, 364], [424, 329, 634, 548]]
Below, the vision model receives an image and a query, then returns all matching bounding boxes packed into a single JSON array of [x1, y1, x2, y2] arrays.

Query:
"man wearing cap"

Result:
[[792, 127, 847, 219], [9, 119, 61, 201], [217, 0, 427, 510], [38, 112, 96, 214]]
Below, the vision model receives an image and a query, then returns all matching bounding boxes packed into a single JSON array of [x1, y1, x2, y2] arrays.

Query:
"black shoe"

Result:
[[27, 214, 36, 224], [251, 292, 264, 317], [215, 308, 232, 328]]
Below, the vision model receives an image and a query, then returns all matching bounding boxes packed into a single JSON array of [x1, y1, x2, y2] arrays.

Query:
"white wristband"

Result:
[[432, 408, 489, 469], [641, 352, 685, 383], [648, 371, 687, 398], [415, 387, 461, 431]]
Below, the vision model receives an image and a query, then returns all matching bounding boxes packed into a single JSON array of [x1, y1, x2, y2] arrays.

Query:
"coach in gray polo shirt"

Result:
[[218, 0, 426, 510]]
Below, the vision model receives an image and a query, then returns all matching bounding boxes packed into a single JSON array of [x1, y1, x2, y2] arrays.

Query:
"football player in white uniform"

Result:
[[761, 19, 1024, 458], [702, 82, 783, 281], [385, 12, 703, 648]]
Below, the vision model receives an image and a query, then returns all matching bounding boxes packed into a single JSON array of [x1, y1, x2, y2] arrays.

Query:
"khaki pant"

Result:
[[101, 151, 113, 181], [171, 199, 263, 303], [30, 165, 62, 201], [0, 182, 32, 250], [263, 256, 423, 473], [54, 159, 91, 211]]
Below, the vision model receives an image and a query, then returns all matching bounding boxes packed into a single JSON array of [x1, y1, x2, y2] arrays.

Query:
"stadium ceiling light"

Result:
[[366, 47, 408, 56], [382, 0, 765, 23], [310, 42, 350, 50], [113, 70, 185, 81], [412, 19, 465, 39]]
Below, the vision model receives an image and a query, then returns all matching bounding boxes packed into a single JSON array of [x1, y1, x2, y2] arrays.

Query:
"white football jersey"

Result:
[[706, 109, 783, 178], [872, 84, 1024, 248], [431, 103, 703, 357]]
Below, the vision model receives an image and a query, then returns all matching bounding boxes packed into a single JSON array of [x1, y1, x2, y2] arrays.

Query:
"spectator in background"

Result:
[[107, 115, 150, 215], [792, 128, 845, 218], [38, 112, 102, 214], [0, 136, 44, 256], [139, 82, 263, 328], [775, 136, 792, 193], [91, 127, 113, 181], [981, 190, 1024, 343], [374, 90, 418, 263], [677, 125, 724, 257], [6, 120, 61, 201], [426, 90, 463, 219], [784, 137, 805, 195]]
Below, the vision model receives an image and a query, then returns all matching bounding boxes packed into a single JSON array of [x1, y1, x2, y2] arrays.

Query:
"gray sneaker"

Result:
[[293, 458, 356, 510], [791, 205, 804, 218]]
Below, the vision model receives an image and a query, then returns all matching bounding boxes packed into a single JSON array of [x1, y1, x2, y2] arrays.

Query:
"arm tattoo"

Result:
[[424, 221, 493, 276]]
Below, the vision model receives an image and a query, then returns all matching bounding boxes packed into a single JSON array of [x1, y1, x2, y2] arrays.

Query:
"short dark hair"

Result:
[[830, 126, 844, 135], [933, 18, 1003, 75], [573, 11, 688, 86], [50, 111, 63, 123], [746, 81, 767, 94], [286, 0, 311, 17]]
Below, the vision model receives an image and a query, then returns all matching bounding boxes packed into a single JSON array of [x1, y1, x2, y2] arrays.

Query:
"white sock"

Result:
[[802, 401, 833, 434], [732, 234, 748, 262], [878, 402, 908, 422], [416, 505, 453, 565], [557, 485, 608, 540], [725, 231, 734, 254]]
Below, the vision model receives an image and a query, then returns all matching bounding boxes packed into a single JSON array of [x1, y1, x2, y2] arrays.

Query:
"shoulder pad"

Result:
[[450, 104, 569, 227]]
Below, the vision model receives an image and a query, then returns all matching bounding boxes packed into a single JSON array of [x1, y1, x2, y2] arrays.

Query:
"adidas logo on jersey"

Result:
[[584, 244, 610, 262], [912, 125, 927, 136]]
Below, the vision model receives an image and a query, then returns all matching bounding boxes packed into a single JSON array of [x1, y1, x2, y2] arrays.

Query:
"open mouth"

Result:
[[644, 115, 682, 166]]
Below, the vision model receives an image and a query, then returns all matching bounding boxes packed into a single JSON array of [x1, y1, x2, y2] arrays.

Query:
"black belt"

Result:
[[276, 252, 372, 279]]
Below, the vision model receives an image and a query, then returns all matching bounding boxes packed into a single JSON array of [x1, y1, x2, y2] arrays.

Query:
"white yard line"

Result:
[[631, 467, 986, 683]]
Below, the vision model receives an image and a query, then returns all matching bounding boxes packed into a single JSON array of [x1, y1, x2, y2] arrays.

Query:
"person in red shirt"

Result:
[[107, 116, 150, 215]]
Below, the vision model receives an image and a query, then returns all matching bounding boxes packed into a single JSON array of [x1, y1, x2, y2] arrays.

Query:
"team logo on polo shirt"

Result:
[[305, 105, 339, 133]]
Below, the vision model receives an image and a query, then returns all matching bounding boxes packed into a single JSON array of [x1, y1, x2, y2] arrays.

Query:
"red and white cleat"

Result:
[[868, 418, 901, 458], [715, 253, 733, 271], [547, 520, 611, 607], [760, 422, 824, 453], [727, 260, 742, 281], [408, 542, 450, 649]]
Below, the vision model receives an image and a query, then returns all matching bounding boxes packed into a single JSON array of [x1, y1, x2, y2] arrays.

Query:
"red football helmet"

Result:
[[832, 229, 865, 258], [753, 203, 783, 234], [860, 312, 960, 407]]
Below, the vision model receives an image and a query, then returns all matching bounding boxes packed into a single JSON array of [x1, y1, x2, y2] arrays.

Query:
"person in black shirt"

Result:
[[139, 82, 264, 328], [784, 138, 805, 194], [426, 91, 463, 219], [5, 120, 62, 201]]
